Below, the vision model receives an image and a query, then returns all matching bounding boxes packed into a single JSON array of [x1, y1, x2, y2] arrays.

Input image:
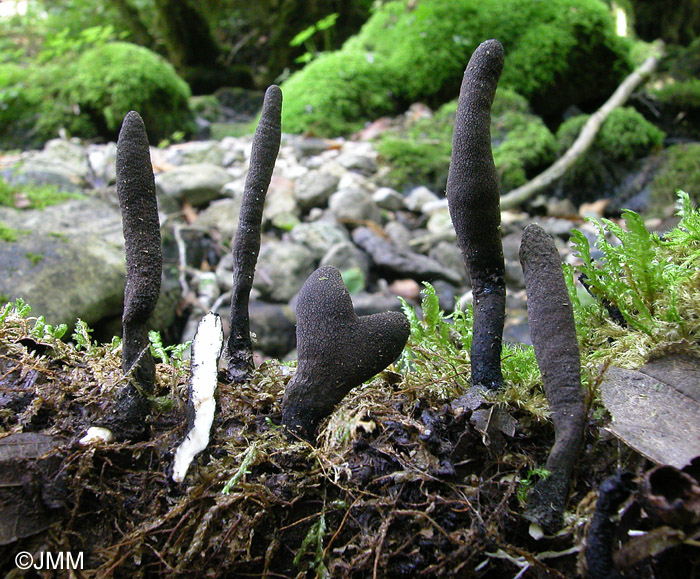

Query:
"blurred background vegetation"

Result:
[[0, 0, 698, 187]]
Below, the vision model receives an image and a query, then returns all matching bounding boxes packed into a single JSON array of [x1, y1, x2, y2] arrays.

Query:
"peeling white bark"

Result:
[[172, 312, 224, 483]]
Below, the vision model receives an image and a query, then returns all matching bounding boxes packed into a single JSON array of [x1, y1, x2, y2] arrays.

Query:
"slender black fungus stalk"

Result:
[[227, 85, 282, 383], [113, 110, 162, 439], [586, 472, 636, 579], [282, 266, 410, 441], [446, 39, 506, 390], [519, 223, 587, 531]]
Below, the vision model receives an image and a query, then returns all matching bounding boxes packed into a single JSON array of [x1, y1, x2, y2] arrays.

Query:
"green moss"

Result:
[[377, 88, 555, 192], [25, 252, 43, 266], [282, 0, 631, 136], [0, 222, 27, 242], [189, 94, 221, 123], [281, 50, 398, 135], [0, 177, 84, 210], [650, 143, 700, 210], [557, 107, 665, 162], [652, 78, 700, 109], [0, 42, 194, 147]]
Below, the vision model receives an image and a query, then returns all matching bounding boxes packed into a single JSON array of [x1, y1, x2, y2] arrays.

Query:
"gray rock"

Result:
[[428, 241, 469, 286], [328, 187, 382, 223], [293, 137, 336, 158], [337, 152, 377, 176], [351, 226, 462, 285], [384, 221, 412, 247], [0, 199, 125, 327], [289, 220, 349, 260], [253, 240, 316, 302], [264, 176, 299, 227], [165, 141, 225, 166], [501, 232, 525, 288], [13, 139, 90, 191], [426, 209, 456, 239], [86, 142, 117, 187], [405, 186, 439, 213], [193, 197, 242, 242], [351, 292, 404, 317], [155, 163, 232, 207], [320, 241, 370, 278], [293, 170, 339, 211], [373, 187, 405, 211], [248, 301, 297, 357]]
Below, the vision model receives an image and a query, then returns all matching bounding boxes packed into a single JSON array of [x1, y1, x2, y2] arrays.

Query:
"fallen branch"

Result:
[[500, 41, 664, 211]]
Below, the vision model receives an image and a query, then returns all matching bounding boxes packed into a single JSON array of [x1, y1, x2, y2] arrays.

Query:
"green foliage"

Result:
[[30, 315, 68, 341], [38, 24, 125, 62], [340, 267, 365, 295], [517, 468, 551, 505], [222, 442, 259, 494], [399, 282, 547, 416], [294, 511, 330, 578], [649, 143, 700, 210], [0, 298, 32, 325], [570, 191, 700, 367], [290, 12, 339, 64], [72, 319, 94, 351], [0, 176, 84, 210], [0, 222, 28, 242], [282, 0, 631, 136], [148, 330, 190, 367], [377, 88, 555, 193]]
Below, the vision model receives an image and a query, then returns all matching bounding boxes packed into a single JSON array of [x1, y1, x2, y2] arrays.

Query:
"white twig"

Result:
[[499, 41, 664, 210], [172, 312, 224, 483]]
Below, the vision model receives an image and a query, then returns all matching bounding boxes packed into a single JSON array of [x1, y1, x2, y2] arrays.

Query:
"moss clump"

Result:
[[376, 88, 555, 193], [554, 106, 665, 203], [0, 176, 84, 210], [280, 50, 397, 135], [649, 143, 700, 210], [282, 0, 631, 136], [0, 222, 27, 242], [0, 43, 194, 148]]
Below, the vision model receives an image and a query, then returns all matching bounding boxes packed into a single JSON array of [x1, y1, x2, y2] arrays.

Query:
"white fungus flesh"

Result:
[[172, 312, 224, 483]]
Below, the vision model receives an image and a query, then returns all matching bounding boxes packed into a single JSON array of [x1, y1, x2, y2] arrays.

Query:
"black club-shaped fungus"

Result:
[[446, 39, 506, 390], [282, 266, 410, 441], [519, 223, 587, 531], [227, 85, 282, 384], [111, 110, 162, 440]]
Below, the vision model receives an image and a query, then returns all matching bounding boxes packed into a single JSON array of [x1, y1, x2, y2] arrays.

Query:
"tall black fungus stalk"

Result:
[[282, 266, 410, 441], [112, 110, 162, 439], [227, 85, 282, 383], [446, 39, 506, 390], [519, 224, 587, 531]]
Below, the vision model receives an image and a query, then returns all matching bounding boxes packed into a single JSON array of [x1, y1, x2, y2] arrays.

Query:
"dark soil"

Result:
[[0, 312, 698, 578]]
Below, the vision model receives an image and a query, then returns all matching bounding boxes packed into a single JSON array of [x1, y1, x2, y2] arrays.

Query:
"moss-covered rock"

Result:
[[377, 88, 556, 193], [0, 42, 194, 148], [282, 0, 631, 136], [554, 107, 665, 204], [649, 143, 700, 211]]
